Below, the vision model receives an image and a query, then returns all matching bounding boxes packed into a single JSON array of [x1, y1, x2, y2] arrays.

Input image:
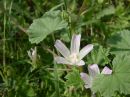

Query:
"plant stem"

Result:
[[3, 0, 7, 66], [47, 68, 71, 71], [54, 61, 60, 97]]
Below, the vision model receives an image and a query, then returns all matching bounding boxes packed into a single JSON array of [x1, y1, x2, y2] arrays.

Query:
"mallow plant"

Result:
[[54, 34, 113, 97], [2, 0, 130, 97], [27, 4, 130, 97]]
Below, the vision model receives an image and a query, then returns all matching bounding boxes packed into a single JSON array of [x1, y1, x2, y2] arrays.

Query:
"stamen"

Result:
[[68, 53, 78, 64]]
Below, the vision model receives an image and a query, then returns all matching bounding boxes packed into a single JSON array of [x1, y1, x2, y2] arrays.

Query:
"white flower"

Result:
[[27, 47, 37, 64], [80, 64, 112, 89], [54, 34, 93, 66]]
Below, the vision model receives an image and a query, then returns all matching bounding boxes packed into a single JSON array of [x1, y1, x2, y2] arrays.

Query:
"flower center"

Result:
[[68, 53, 78, 64]]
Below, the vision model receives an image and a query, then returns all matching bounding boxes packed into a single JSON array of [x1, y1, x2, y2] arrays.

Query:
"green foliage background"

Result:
[[0, 0, 130, 97]]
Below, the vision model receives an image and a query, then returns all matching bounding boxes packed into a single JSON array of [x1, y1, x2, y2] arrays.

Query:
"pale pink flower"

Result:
[[54, 34, 93, 66], [80, 64, 112, 89]]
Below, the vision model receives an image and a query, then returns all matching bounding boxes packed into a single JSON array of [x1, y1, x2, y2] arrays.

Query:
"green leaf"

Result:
[[27, 87, 35, 97], [65, 68, 83, 88], [108, 30, 130, 55], [87, 45, 109, 66], [27, 10, 68, 44], [60, 31, 70, 42], [98, 0, 104, 4], [92, 54, 130, 97], [96, 6, 115, 19]]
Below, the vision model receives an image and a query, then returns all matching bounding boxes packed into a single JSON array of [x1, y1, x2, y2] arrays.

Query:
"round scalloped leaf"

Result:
[[27, 10, 68, 44], [92, 54, 130, 97], [108, 30, 130, 55]]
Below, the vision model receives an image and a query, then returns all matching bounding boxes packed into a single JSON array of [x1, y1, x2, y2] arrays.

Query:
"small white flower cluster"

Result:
[[27, 47, 39, 70], [27, 47, 37, 64]]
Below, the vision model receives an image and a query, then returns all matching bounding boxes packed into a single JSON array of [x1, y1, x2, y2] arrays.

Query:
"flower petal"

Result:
[[80, 72, 90, 82], [70, 34, 81, 54], [27, 51, 32, 60], [80, 72, 92, 89], [32, 47, 37, 56], [79, 44, 93, 60], [54, 40, 70, 58], [101, 66, 112, 74], [77, 60, 85, 66], [88, 64, 100, 78], [54, 56, 71, 65], [84, 84, 92, 89]]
